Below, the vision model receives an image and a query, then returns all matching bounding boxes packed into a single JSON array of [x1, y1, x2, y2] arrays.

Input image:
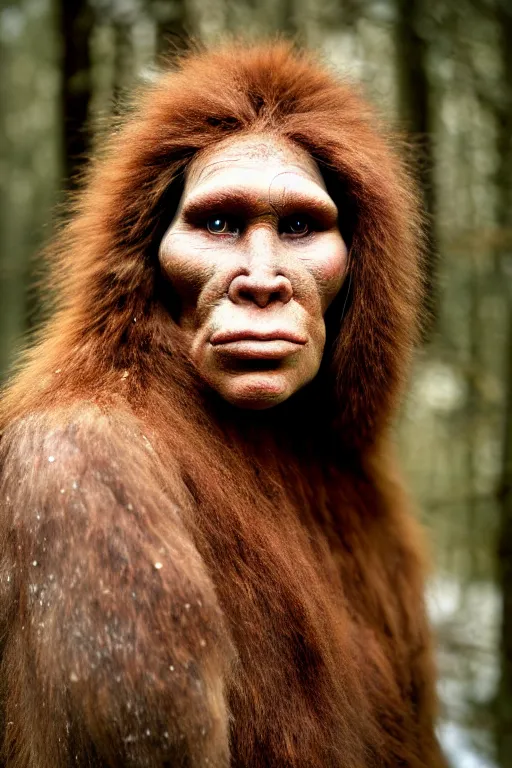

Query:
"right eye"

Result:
[[206, 216, 240, 235]]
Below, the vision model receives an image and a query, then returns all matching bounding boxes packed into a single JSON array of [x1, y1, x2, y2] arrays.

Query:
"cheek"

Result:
[[308, 234, 349, 312], [159, 230, 214, 302]]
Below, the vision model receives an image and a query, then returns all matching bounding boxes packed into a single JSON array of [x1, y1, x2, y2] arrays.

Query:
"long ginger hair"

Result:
[[0, 42, 444, 768], [1, 40, 423, 445]]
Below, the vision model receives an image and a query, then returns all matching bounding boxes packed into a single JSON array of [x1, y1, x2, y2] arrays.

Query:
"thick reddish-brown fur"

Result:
[[0, 42, 446, 767]]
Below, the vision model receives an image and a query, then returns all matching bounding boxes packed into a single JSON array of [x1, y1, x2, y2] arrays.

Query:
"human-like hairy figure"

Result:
[[0, 42, 446, 768]]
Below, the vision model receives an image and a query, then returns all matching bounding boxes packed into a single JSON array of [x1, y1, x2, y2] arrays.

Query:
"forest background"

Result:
[[0, 0, 511, 765]]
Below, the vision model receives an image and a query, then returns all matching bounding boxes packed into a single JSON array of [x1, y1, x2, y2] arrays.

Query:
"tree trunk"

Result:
[[0, 26, 19, 382], [394, 0, 438, 333], [151, 0, 191, 59], [495, 3, 512, 765], [497, 316, 512, 768], [278, 0, 298, 37], [58, 0, 94, 189], [113, 19, 134, 111]]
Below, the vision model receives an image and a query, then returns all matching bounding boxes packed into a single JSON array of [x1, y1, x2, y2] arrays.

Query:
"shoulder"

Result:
[[0, 401, 192, 554], [0, 401, 189, 512], [0, 401, 158, 482]]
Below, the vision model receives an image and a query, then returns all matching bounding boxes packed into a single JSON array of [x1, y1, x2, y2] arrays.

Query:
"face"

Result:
[[158, 134, 349, 410]]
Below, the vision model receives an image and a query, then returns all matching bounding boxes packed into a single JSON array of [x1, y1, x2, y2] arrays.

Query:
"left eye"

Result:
[[280, 216, 311, 236], [206, 216, 239, 235]]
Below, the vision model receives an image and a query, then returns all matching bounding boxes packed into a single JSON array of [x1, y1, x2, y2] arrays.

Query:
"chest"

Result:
[[199, 510, 416, 766]]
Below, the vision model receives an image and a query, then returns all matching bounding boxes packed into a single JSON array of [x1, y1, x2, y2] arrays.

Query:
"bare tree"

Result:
[[58, 0, 94, 188], [112, 16, 134, 108], [493, 2, 512, 763], [150, 0, 191, 58], [0, 20, 17, 381], [394, 0, 438, 332]]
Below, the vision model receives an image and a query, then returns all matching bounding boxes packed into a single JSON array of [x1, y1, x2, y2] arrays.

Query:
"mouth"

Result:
[[211, 339, 303, 361], [210, 330, 307, 346], [208, 330, 307, 367], [209, 330, 306, 363]]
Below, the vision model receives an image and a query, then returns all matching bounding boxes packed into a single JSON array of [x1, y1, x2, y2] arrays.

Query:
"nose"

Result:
[[228, 270, 293, 308], [228, 228, 293, 308]]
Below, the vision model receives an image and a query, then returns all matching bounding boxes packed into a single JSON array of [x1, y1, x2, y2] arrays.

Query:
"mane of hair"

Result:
[[1, 39, 423, 441], [0, 41, 441, 768]]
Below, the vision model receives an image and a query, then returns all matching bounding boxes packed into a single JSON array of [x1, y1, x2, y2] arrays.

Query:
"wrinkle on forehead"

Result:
[[185, 134, 327, 193]]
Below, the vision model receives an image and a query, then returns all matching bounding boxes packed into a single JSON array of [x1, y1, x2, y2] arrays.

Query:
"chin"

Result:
[[216, 372, 296, 410]]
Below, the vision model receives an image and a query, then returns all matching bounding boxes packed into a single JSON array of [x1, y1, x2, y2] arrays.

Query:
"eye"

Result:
[[206, 216, 240, 235], [280, 215, 312, 237]]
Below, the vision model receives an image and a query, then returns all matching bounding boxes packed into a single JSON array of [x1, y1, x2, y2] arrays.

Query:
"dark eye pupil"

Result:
[[288, 217, 308, 234], [207, 217, 227, 234]]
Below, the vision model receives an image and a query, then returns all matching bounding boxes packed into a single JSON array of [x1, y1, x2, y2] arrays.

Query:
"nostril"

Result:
[[228, 273, 293, 307], [274, 276, 293, 303]]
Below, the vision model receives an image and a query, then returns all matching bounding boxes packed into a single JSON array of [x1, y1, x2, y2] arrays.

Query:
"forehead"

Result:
[[183, 134, 327, 198]]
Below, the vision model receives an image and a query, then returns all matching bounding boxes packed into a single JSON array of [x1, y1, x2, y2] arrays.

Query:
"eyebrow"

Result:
[[181, 185, 339, 224]]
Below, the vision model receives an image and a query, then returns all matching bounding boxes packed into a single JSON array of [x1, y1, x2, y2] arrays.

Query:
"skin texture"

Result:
[[159, 134, 348, 409], [0, 42, 448, 768]]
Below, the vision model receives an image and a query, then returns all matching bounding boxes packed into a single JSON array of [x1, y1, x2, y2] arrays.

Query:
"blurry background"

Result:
[[0, 0, 511, 765]]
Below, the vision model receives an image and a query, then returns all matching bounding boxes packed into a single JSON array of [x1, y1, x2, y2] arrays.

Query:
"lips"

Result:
[[209, 330, 306, 362], [210, 330, 307, 345]]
